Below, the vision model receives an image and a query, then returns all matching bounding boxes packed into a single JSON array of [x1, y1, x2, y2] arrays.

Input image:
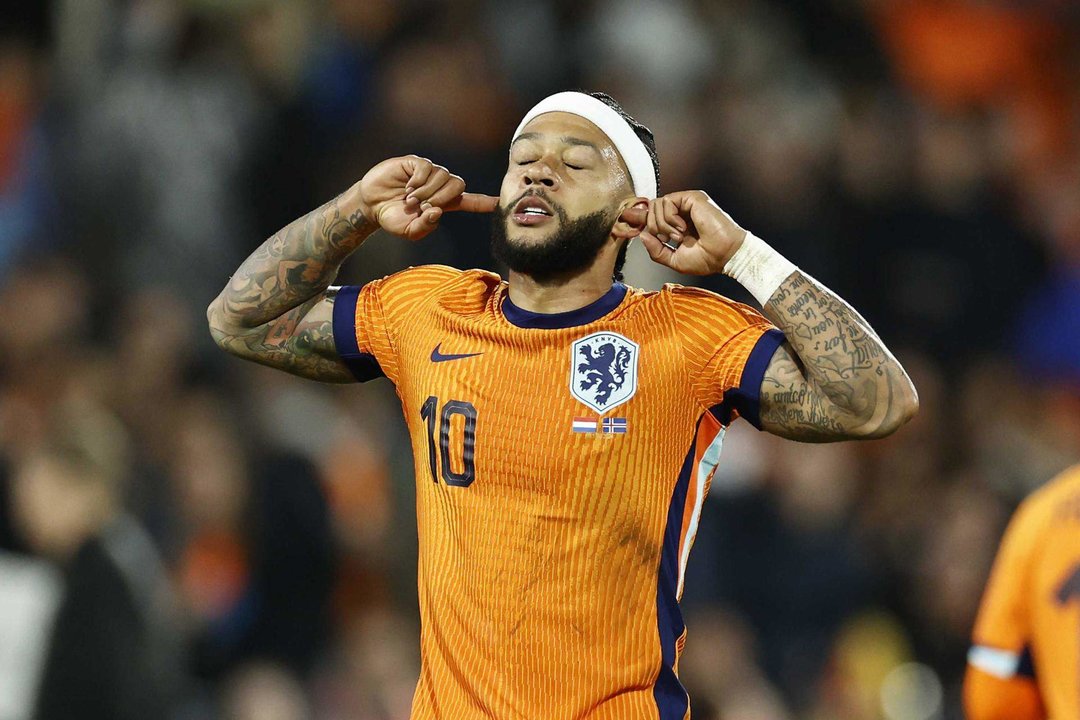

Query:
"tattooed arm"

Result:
[[208, 156, 497, 381], [207, 184, 375, 382], [756, 272, 917, 441], [637, 189, 918, 442]]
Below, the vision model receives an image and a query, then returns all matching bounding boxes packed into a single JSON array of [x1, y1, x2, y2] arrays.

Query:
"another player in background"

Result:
[[208, 91, 918, 718], [965, 463, 1080, 720]]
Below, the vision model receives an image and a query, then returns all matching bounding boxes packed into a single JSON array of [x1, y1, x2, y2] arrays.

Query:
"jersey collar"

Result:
[[502, 282, 628, 329]]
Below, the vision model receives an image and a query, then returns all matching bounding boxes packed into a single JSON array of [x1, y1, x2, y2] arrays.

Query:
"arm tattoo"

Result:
[[210, 291, 355, 383], [221, 193, 373, 327], [758, 272, 917, 441], [208, 190, 376, 382]]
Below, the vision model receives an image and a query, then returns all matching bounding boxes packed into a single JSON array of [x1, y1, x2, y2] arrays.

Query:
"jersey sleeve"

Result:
[[965, 494, 1047, 719], [964, 666, 1044, 720], [667, 285, 785, 429], [967, 492, 1041, 690], [331, 265, 461, 384]]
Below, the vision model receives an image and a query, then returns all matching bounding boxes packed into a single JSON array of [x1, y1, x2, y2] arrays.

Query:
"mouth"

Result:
[[511, 195, 555, 227]]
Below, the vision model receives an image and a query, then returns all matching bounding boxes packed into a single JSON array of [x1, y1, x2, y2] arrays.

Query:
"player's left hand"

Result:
[[636, 191, 747, 276]]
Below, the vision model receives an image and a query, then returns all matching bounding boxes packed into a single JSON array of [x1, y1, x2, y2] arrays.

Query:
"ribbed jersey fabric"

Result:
[[333, 265, 783, 720]]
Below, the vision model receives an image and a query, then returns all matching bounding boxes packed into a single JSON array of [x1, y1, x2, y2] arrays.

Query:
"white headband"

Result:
[[512, 92, 657, 199]]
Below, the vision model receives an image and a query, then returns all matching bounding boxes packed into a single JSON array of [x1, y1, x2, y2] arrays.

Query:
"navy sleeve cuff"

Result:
[[709, 328, 786, 429], [331, 285, 385, 383], [1018, 645, 1036, 679]]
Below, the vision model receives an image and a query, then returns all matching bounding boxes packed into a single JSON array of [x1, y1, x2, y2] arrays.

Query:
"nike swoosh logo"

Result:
[[430, 343, 483, 363]]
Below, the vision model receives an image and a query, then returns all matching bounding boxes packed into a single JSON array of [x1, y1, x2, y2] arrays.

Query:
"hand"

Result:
[[358, 156, 498, 240], [635, 191, 747, 276]]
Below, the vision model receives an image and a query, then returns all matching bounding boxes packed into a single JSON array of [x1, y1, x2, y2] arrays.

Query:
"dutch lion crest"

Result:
[[569, 332, 639, 413]]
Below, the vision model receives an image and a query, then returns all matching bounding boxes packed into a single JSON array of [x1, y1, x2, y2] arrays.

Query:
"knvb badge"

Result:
[[569, 331, 639, 414]]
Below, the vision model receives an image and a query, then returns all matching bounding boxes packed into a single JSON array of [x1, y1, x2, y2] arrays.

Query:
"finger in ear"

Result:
[[612, 198, 650, 239]]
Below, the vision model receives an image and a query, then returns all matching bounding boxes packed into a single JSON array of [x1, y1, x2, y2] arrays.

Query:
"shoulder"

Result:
[[661, 283, 766, 322], [1017, 464, 1080, 532], [1045, 463, 1080, 497], [376, 264, 464, 292], [994, 466, 1080, 564], [379, 265, 499, 289], [655, 283, 772, 339], [372, 265, 501, 317], [372, 265, 497, 299]]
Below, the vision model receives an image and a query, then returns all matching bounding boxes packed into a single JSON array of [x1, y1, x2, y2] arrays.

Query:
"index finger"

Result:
[[620, 207, 648, 226], [667, 190, 726, 219], [446, 192, 499, 214]]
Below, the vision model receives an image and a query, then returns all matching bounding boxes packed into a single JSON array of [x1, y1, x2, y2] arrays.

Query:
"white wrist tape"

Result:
[[722, 232, 798, 306]]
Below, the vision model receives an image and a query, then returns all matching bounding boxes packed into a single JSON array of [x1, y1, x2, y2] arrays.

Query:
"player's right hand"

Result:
[[358, 156, 498, 241]]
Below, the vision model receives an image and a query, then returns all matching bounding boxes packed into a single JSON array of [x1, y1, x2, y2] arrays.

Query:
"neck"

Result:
[[507, 266, 617, 314]]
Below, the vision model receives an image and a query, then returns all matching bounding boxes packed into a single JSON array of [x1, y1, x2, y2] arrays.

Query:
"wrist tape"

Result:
[[722, 232, 798, 306]]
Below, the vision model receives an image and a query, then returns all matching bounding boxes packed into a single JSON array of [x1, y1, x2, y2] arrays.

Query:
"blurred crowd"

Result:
[[0, 1, 1078, 719]]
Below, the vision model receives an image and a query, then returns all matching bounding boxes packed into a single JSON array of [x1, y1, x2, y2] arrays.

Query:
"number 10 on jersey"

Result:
[[420, 396, 477, 487]]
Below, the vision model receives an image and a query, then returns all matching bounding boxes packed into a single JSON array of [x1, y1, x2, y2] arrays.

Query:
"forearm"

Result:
[[210, 182, 376, 330], [209, 289, 356, 382], [636, 191, 916, 440], [761, 270, 917, 437], [206, 155, 492, 382]]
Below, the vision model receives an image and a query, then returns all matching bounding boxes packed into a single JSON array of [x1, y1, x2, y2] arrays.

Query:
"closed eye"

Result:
[[565, 163, 583, 170]]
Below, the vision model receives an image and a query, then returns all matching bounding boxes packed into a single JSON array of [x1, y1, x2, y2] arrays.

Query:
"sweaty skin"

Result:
[[500, 112, 644, 315]]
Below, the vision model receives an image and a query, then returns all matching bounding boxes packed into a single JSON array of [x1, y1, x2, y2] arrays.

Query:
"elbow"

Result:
[[888, 381, 920, 432], [206, 296, 235, 353], [855, 381, 920, 439]]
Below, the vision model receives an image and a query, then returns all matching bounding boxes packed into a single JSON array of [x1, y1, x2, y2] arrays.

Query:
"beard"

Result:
[[490, 197, 616, 283]]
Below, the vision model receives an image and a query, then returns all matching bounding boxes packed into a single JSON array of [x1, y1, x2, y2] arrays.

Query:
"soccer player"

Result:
[[208, 91, 918, 719], [965, 464, 1080, 720]]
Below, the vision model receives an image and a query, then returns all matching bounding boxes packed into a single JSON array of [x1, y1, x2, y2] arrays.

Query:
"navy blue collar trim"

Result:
[[502, 283, 628, 329]]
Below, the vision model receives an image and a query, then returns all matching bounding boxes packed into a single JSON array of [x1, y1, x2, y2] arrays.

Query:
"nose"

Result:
[[522, 161, 558, 190]]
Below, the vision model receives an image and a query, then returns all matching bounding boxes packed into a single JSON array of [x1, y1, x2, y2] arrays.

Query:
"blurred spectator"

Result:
[[54, 0, 262, 313], [319, 609, 419, 720], [221, 662, 312, 720], [874, 0, 1074, 168], [684, 439, 874, 712], [172, 393, 336, 683], [10, 404, 183, 720], [0, 38, 54, 280]]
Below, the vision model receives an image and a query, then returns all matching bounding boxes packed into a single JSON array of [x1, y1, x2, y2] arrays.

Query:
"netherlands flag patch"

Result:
[[602, 417, 628, 434], [572, 417, 598, 433]]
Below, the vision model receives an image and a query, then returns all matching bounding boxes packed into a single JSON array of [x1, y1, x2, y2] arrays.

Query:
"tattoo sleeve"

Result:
[[207, 185, 377, 382], [758, 272, 918, 441]]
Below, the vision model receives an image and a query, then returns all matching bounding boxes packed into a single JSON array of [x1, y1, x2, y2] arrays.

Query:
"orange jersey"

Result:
[[332, 265, 783, 719], [966, 464, 1080, 720]]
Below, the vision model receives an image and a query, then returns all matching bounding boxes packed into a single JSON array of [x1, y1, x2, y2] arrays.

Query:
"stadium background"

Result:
[[0, 0, 1078, 718]]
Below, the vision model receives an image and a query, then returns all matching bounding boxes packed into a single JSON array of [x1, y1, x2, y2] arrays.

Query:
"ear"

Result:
[[611, 198, 649, 239]]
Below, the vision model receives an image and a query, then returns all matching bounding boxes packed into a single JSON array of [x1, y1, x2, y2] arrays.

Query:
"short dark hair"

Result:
[[586, 91, 660, 283]]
